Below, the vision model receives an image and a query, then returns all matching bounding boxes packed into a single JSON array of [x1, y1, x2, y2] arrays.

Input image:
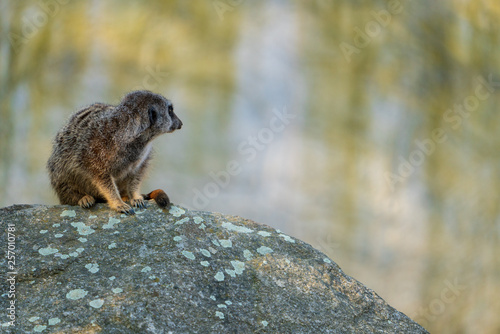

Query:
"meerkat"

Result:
[[47, 90, 182, 215]]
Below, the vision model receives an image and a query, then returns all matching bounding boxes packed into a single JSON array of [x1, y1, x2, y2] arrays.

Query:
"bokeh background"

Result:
[[1, 1, 500, 332]]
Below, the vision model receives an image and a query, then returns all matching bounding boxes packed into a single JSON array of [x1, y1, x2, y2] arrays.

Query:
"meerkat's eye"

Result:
[[168, 105, 174, 117], [148, 107, 158, 126]]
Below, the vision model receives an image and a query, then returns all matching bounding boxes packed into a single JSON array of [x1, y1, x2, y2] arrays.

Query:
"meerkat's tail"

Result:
[[143, 189, 171, 209]]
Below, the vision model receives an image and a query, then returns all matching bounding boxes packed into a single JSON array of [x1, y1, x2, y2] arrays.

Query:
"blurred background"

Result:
[[1, 0, 499, 332]]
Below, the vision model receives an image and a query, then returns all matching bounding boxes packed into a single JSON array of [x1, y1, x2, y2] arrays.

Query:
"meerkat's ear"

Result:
[[148, 106, 158, 126]]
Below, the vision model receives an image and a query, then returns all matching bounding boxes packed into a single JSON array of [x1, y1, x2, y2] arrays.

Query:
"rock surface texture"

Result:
[[0, 203, 429, 333]]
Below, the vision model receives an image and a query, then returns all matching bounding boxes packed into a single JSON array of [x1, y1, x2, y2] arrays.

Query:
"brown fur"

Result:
[[47, 91, 182, 215]]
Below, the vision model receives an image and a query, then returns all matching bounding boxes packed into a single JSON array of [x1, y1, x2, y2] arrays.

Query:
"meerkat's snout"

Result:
[[167, 118, 182, 132], [175, 118, 183, 130], [166, 103, 183, 132]]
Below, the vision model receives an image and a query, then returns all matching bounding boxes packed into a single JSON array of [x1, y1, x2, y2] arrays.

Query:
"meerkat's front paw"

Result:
[[130, 196, 147, 209], [78, 195, 95, 208], [113, 202, 135, 215]]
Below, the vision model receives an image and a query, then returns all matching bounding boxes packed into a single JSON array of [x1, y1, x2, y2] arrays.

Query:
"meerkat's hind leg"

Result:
[[78, 195, 96, 208]]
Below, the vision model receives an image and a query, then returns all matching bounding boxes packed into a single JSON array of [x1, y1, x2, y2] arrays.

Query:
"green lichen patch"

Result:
[[103, 217, 121, 229], [70, 222, 95, 236], [89, 299, 104, 309], [182, 250, 195, 260], [39, 247, 59, 256], [214, 271, 225, 281], [175, 217, 190, 225], [199, 249, 211, 257], [230, 260, 245, 275], [33, 325, 47, 332], [221, 222, 253, 233], [169, 206, 185, 217], [219, 239, 232, 248], [60, 210, 76, 217], [279, 234, 295, 243], [66, 288, 88, 300], [85, 263, 99, 273], [243, 249, 253, 260], [257, 246, 273, 255]]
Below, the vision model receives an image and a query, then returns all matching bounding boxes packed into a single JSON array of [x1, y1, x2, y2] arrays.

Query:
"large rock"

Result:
[[0, 203, 428, 333]]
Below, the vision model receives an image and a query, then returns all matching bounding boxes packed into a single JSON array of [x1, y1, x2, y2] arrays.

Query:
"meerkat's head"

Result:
[[119, 90, 183, 140]]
